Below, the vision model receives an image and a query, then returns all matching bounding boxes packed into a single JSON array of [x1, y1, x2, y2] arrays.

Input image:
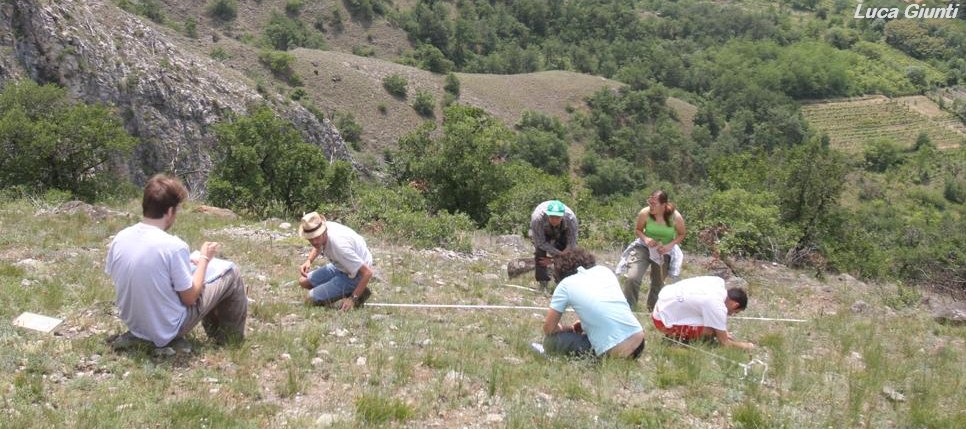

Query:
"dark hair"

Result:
[[142, 174, 188, 219], [648, 190, 676, 222], [727, 287, 748, 311], [553, 248, 596, 281]]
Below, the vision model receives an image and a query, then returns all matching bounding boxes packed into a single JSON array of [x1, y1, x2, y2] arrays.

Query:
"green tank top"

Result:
[[645, 217, 676, 245]]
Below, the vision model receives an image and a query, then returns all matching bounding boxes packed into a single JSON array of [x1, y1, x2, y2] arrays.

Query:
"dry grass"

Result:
[[1, 196, 964, 428]]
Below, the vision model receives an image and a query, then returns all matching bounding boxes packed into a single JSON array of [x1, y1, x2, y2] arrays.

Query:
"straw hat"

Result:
[[298, 212, 327, 239]]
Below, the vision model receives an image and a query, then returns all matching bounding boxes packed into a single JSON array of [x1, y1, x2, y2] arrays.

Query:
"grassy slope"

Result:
[[0, 198, 963, 428]]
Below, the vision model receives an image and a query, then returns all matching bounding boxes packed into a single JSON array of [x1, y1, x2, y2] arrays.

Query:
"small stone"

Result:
[[334, 329, 349, 337], [355, 356, 366, 366], [311, 357, 323, 366], [280, 353, 291, 361], [279, 222, 292, 230], [486, 414, 504, 423], [851, 301, 869, 313], [883, 386, 906, 402], [316, 413, 338, 426]]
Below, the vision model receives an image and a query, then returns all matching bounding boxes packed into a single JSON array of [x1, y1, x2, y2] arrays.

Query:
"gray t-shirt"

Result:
[[105, 223, 193, 347], [550, 265, 643, 356], [322, 221, 373, 277]]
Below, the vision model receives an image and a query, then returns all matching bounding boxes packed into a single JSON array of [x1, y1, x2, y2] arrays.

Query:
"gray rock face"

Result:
[[0, 0, 350, 193]]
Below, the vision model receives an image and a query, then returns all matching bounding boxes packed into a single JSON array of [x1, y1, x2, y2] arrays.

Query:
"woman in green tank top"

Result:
[[621, 190, 687, 311]]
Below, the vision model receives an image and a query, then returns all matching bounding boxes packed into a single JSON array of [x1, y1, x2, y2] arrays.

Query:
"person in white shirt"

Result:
[[651, 276, 754, 350], [542, 248, 645, 359], [297, 212, 373, 311], [106, 174, 248, 348]]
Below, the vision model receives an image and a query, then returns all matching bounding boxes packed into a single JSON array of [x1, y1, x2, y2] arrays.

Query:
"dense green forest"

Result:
[[1, 0, 964, 292]]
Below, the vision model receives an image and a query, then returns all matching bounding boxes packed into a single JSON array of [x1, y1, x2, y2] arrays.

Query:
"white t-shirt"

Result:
[[322, 221, 373, 277], [652, 276, 729, 332], [105, 223, 193, 347], [550, 265, 643, 356]]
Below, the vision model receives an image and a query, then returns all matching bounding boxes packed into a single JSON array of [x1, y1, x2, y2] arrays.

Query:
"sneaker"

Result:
[[353, 287, 372, 308], [530, 342, 546, 355], [107, 331, 153, 351]]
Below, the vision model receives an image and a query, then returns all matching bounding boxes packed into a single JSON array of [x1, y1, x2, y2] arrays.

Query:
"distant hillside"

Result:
[[802, 95, 966, 153]]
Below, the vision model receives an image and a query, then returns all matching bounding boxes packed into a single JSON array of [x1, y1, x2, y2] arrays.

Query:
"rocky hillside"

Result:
[[0, 0, 349, 192]]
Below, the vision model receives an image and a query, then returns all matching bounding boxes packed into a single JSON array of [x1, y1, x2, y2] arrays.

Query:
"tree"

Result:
[[389, 105, 513, 225], [207, 106, 353, 216], [0, 80, 136, 200]]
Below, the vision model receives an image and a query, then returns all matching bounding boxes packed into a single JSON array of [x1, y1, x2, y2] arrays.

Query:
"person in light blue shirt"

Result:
[[542, 248, 645, 359]]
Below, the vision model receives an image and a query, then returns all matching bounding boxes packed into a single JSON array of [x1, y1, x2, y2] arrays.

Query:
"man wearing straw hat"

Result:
[[297, 212, 373, 311], [651, 276, 755, 350]]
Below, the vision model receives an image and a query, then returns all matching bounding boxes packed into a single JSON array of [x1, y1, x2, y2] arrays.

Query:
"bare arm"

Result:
[[714, 329, 755, 350], [299, 246, 320, 277], [179, 242, 219, 306], [339, 264, 374, 311], [543, 308, 571, 335]]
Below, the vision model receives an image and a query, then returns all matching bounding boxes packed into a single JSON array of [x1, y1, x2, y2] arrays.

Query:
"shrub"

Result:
[[284, 0, 304, 16], [323, 184, 474, 251], [412, 90, 435, 117], [0, 80, 137, 201], [863, 139, 903, 172], [444, 73, 460, 96], [690, 188, 797, 260], [944, 177, 966, 204], [333, 111, 363, 149], [258, 50, 301, 85], [355, 393, 412, 425], [207, 106, 354, 217], [383, 74, 408, 98], [183, 17, 198, 39], [207, 0, 238, 22], [485, 162, 570, 235], [263, 12, 325, 51]]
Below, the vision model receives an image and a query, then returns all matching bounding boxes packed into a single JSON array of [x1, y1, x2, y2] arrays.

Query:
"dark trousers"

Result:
[[543, 332, 593, 357]]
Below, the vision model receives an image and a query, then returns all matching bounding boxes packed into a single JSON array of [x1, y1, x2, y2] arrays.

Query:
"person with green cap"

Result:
[[529, 200, 578, 292]]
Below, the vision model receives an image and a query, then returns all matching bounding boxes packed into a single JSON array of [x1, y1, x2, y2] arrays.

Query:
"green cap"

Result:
[[545, 200, 566, 217]]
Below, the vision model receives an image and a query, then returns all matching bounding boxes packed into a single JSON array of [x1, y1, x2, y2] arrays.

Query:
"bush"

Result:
[[412, 90, 435, 117], [333, 111, 363, 149], [863, 139, 903, 172], [486, 162, 571, 234], [388, 105, 514, 225], [284, 0, 304, 16], [690, 188, 797, 260], [383, 74, 408, 98], [444, 73, 460, 96], [258, 50, 301, 85], [207, 0, 237, 22], [944, 177, 966, 204], [263, 12, 325, 51], [207, 106, 354, 217], [210, 47, 231, 60], [323, 185, 474, 251], [0, 80, 137, 201]]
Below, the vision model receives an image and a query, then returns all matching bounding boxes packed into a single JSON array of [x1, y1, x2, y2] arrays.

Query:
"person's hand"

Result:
[[645, 238, 658, 248], [536, 256, 552, 267], [339, 297, 354, 311], [572, 321, 583, 334], [200, 242, 220, 261], [299, 260, 312, 277], [657, 245, 669, 255]]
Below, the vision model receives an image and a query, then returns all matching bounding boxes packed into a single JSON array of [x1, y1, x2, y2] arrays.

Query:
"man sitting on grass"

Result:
[[106, 174, 248, 351], [541, 248, 645, 359], [651, 276, 754, 350]]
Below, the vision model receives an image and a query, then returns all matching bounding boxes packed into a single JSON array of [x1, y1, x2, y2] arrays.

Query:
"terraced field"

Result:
[[802, 96, 965, 154]]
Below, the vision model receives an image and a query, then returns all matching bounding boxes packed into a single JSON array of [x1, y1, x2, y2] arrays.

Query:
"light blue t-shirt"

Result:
[[550, 265, 643, 356], [106, 223, 194, 347]]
